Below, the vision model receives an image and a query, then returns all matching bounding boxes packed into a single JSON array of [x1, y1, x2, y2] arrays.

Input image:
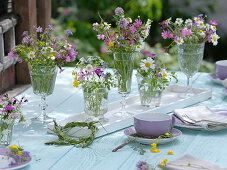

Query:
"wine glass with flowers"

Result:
[[93, 7, 152, 117], [159, 15, 219, 97], [8, 26, 78, 122]]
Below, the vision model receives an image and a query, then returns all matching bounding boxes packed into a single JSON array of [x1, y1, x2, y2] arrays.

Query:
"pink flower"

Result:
[[161, 30, 173, 39], [209, 20, 218, 26], [100, 48, 107, 54], [8, 52, 15, 59], [181, 29, 192, 37], [141, 50, 150, 55], [5, 105, 15, 111], [129, 25, 137, 34], [149, 54, 156, 58], [17, 57, 23, 63], [134, 19, 142, 27], [97, 34, 105, 40], [128, 39, 135, 44], [65, 55, 71, 62], [63, 9, 71, 16]]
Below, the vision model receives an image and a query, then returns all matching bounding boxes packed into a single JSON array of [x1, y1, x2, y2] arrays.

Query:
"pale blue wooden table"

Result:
[[13, 68, 227, 170]]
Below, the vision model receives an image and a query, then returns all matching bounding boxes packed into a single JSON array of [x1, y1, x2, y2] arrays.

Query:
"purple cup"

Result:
[[134, 112, 174, 136], [215, 60, 227, 80]]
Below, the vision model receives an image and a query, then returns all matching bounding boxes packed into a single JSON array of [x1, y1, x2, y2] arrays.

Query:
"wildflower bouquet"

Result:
[[137, 51, 177, 106], [0, 94, 28, 145], [159, 14, 219, 46], [72, 56, 116, 120], [93, 7, 152, 53], [8, 25, 78, 71]]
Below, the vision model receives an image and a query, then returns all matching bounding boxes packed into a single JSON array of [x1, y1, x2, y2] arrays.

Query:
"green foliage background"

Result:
[[51, 0, 224, 72]]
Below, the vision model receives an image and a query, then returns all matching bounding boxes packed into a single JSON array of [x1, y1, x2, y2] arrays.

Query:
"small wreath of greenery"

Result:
[[45, 120, 99, 148]]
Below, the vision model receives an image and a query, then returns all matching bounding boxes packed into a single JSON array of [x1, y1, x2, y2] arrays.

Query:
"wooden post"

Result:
[[13, 0, 37, 84], [37, 0, 51, 28]]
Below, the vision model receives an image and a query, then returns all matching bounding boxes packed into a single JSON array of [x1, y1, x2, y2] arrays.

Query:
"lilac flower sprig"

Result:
[[159, 14, 220, 46], [7, 145, 31, 166], [8, 26, 78, 72], [93, 7, 152, 53], [72, 56, 116, 92]]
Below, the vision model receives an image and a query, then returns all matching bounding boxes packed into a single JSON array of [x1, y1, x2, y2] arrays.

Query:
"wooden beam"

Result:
[[37, 0, 51, 28], [13, 0, 37, 84]]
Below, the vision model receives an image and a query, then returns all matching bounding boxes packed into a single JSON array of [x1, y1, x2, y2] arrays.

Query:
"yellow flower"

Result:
[[164, 132, 171, 137], [167, 150, 174, 155], [18, 151, 23, 156], [159, 159, 168, 167], [73, 80, 79, 88], [72, 71, 75, 75], [150, 147, 160, 153], [136, 45, 141, 49], [162, 72, 168, 77], [150, 143, 157, 148], [9, 145, 18, 150], [108, 41, 114, 47]]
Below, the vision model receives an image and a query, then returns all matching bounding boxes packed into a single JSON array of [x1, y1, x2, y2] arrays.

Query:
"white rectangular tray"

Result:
[[47, 85, 212, 138]]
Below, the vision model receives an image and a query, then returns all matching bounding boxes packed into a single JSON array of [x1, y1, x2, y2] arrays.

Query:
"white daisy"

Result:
[[197, 21, 205, 29], [175, 37, 184, 45], [198, 30, 205, 37], [185, 19, 192, 25], [175, 18, 183, 26], [166, 17, 172, 25], [161, 69, 169, 77], [28, 51, 36, 59], [211, 33, 220, 46], [103, 22, 111, 30], [48, 54, 55, 60], [85, 64, 93, 72], [126, 17, 132, 23], [140, 58, 155, 71], [210, 25, 217, 31], [193, 17, 201, 23]]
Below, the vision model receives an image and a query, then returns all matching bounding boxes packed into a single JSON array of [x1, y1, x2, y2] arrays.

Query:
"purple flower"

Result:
[[53, 37, 60, 41], [149, 53, 156, 58], [8, 52, 15, 59], [141, 50, 150, 55], [64, 29, 73, 35], [115, 7, 124, 16], [36, 26, 43, 33], [118, 18, 129, 28], [48, 25, 54, 31], [117, 44, 125, 46], [46, 32, 51, 37], [134, 19, 142, 27], [181, 29, 192, 37], [100, 47, 107, 54], [136, 161, 149, 170], [209, 20, 218, 26], [198, 14, 203, 18], [92, 22, 99, 31], [161, 30, 173, 39], [97, 34, 105, 40], [22, 37, 32, 44], [22, 31, 28, 36], [17, 57, 23, 63], [63, 8, 72, 16], [156, 73, 161, 77], [129, 25, 137, 34], [83, 58, 89, 63], [101, 73, 107, 78], [65, 55, 71, 62], [118, 36, 124, 40], [128, 39, 135, 44], [5, 105, 15, 111], [94, 69, 103, 75]]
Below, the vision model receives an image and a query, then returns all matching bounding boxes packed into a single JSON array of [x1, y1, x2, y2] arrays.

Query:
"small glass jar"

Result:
[[0, 119, 14, 146]]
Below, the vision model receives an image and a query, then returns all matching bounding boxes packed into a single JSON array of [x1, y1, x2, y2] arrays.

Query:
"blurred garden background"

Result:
[[51, 0, 227, 72]]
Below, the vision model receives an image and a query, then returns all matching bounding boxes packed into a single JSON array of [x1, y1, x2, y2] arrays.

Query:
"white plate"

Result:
[[208, 73, 224, 85], [124, 127, 182, 145]]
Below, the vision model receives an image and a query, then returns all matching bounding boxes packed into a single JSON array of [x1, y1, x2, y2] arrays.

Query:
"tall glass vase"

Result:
[[113, 52, 135, 117], [28, 65, 58, 123], [177, 43, 205, 97], [0, 119, 14, 147]]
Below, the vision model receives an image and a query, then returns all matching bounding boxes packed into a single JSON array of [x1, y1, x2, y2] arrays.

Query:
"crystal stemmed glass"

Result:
[[28, 65, 58, 123], [113, 52, 135, 117], [177, 43, 205, 97]]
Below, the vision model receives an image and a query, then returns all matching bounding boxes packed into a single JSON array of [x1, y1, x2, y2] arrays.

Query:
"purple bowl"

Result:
[[215, 60, 227, 80], [134, 112, 173, 136]]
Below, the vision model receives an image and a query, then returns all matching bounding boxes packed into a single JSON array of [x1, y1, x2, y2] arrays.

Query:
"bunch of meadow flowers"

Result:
[[159, 14, 220, 46], [93, 7, 152, 53], [137, 50, 177, 90], [8, 25, 78, 72], [72, 56, 116, 92]]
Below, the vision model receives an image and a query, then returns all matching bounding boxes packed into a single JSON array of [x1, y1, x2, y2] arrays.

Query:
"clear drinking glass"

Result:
[[0, 119, 14, 146], [136, 74, 162, 107], [83, 88, 108, 123], [177, 43, 205, 97], [113, 52, 135, 117], [29, 65, 58, 123]]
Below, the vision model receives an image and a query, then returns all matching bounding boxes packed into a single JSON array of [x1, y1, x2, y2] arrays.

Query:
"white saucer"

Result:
[[124, 127, 182, 145], [208, 73, 224, 85]]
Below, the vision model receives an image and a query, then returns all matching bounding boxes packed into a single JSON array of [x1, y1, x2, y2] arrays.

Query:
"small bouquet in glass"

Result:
[[8, 26, 78, 122], [137, 51, 177, 107], [0, 94, 28, 146], [159, 14, 219, 97], [93, 7, 152, 116], [72, 56, 116, 122]]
